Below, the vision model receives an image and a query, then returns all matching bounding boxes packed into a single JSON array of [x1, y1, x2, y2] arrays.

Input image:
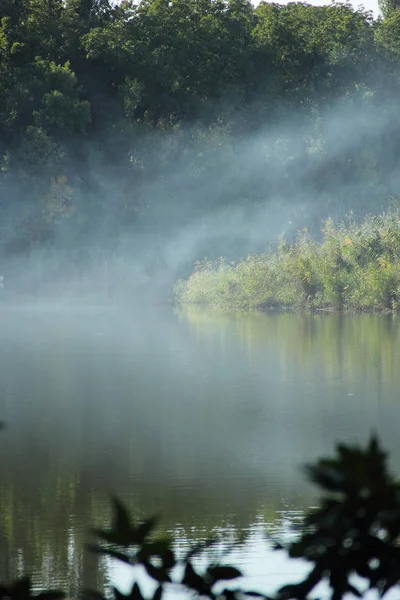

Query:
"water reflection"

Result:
[[0, 305, 399, 593], [181, 307, 400, 462]]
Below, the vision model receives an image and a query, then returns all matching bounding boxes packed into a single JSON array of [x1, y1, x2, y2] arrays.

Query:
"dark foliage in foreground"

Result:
[[1, 436, 400, 599]]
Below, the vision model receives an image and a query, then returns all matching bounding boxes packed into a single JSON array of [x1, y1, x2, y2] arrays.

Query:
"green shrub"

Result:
[[176, 211, 400, 312]]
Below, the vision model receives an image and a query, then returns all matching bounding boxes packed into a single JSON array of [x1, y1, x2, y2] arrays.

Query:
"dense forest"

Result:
[[2, 0, 400, 291]]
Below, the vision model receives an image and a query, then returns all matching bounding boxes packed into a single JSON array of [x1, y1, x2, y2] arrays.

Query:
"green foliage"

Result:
[[1, 0, 400, 268], [378, 0, 400, 19], [279, 437, 400, 599], [177, 211, 400, 312], [375, 9, 400, 57]]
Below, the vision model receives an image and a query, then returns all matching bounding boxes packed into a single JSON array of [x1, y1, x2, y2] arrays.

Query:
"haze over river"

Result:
[[0, 304, 399, 595]]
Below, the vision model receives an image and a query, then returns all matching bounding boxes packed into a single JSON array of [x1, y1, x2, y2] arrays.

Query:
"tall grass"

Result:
[[175, 212, 400, 311]]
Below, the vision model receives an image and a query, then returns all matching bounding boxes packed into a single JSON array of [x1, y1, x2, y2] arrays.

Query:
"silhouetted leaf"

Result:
[[134, 517, 158, 543], [182, 562, 211, 595], [91, 529, 130, 545], [37, 593, 66, 600], [208, 566, 242, 581], [346, 583, 362, 597], [219, 590, 239, 600], [111, 497, 133, 545], [129, 583, 145, 600], [12, 577, 31, 599], [112, 589, 125, 600], [159, 548, 175, 569], [143, 562, 171, 583], [278, 583, 307, 600], [380, 573, 400, 596], [152, 586, 162, 600], [272, 541, 285, 551], [94, 504, 158, 547], [112, 584, 145, 600], [305, 464, 345, 492], [0, 578, 63, 600], [86, 544, 133, 565], [137, 541, 175, 569], [184, 538, 218, 560]]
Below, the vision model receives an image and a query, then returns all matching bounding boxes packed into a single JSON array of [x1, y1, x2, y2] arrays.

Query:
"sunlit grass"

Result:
[[175, 211, 400, 311]]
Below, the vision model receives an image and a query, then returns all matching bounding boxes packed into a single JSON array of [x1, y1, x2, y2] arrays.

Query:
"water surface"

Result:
[[0, 305, 399, 594]]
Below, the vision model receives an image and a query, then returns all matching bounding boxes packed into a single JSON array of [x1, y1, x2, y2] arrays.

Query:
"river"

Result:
[[0, 304, 399, 596]]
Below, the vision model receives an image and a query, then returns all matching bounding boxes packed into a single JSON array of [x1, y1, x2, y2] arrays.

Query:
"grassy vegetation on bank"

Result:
[[175, 212, 400, 311]]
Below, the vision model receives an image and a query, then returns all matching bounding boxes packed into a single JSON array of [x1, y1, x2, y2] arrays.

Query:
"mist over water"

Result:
[[0, 305, 400, 592], [2, 91, 398, 300]]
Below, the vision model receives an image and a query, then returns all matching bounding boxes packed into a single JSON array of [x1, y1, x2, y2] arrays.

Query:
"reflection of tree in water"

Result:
[[182, 307, 400, 468], [0, 407, 311, 594], [0, 307, 350, 591], [0, 456, 109, 594], [182, 308, 400, 394]]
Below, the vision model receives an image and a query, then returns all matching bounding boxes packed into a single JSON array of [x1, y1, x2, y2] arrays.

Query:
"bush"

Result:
[[176, 211, 400, 312]]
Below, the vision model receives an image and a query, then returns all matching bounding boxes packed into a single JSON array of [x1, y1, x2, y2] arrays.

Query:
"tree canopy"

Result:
[[1, 0, 400, 282]]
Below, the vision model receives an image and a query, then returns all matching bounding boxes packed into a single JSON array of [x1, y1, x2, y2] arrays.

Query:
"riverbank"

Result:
[[175, 212, 400, 312]]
